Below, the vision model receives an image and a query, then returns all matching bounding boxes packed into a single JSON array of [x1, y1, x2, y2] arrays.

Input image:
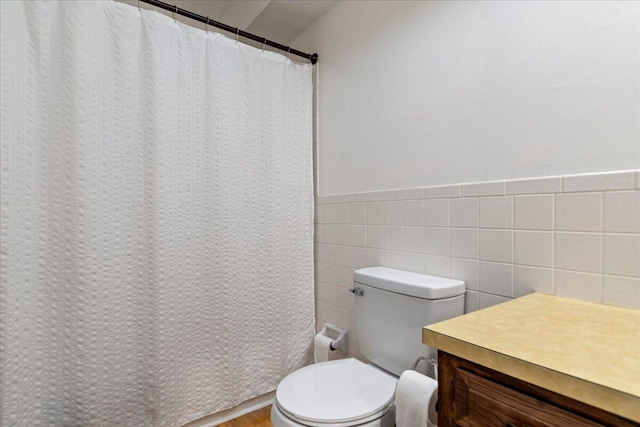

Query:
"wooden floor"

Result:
[[217, 406, 272, 427]]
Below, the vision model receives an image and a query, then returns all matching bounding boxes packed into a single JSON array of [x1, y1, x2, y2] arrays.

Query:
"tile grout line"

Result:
[[599, 191, 604, 303], [551, 193, 556, 295], [511, 195, 515, 298]]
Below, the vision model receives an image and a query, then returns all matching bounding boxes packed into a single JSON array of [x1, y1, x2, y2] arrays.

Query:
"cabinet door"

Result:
[[452, 368, 603, 427], [437, 352, 639, 427]]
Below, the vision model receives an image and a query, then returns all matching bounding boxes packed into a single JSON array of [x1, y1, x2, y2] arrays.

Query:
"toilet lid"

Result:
[[276, 358, 397, 424]]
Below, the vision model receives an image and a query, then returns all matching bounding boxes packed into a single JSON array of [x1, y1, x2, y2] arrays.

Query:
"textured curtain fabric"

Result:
[[0, 2, 314, 426]]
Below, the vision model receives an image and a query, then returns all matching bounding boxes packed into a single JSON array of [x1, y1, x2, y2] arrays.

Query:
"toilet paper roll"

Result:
[[427, 383, 438, 427], [314, 333, 337, 363], [396, 370, 438, 427]]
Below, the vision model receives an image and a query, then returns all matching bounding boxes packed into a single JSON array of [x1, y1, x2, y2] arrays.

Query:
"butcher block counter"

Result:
[[422, 293, 640, 426]]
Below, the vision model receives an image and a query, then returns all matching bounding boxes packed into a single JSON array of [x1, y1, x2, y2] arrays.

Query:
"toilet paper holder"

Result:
[[321, 323, 349, 355], [413, 356, 439, 380]]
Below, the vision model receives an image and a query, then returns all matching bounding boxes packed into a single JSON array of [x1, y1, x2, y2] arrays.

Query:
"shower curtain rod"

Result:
[[139, 0, 319, 64]]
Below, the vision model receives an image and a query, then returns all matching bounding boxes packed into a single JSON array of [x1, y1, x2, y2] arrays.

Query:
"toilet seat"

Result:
[[275, 358, 397, 426], [273, 399, 395, 427]]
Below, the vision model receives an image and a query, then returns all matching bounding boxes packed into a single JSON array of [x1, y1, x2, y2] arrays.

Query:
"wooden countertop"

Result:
[[422, 293, 640, 422]]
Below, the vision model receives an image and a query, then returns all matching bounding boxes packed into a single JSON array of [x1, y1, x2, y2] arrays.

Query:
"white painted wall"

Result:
[[293, 1, 640, 196]]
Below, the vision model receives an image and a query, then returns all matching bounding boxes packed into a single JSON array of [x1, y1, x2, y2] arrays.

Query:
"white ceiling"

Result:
[[161, 0, 337, 45], [246, 1, 338, 45]]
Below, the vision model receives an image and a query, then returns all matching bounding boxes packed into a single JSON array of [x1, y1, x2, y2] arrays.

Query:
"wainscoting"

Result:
[[314, 170, 640, 359]]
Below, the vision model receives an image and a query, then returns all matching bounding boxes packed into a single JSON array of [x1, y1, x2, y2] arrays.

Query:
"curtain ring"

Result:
[[173, 5, 177, 22], [205, 17, 209, 33], [285, 46, 291, 60], [137, 0, 140, 11], [235, 28, 240, 43], [261, 38, 267, 52]]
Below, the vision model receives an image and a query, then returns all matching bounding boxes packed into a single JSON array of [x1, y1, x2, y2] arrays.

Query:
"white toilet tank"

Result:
[[353, 267, 465, 377]]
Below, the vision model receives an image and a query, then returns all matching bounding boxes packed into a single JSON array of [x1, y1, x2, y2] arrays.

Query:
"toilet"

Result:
[[271, 266, 465, 427]]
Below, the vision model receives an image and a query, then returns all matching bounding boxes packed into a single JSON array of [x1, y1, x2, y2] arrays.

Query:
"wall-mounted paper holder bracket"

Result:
[[321, 323, 348, 355]]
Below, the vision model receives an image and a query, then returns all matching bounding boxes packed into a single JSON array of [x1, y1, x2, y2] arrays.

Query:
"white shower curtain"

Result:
[[0, 1, 315, 426]]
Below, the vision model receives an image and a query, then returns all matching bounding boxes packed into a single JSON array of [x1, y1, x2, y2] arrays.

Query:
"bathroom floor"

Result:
[[218, 406, 272, 427]]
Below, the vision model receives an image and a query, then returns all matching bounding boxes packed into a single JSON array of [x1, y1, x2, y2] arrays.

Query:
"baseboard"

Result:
[[183, 391, 276, 427]]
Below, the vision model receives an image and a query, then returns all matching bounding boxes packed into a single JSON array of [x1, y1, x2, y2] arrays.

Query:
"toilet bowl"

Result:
[[272, 358, 396, 427], [271, 267, 465, 427]]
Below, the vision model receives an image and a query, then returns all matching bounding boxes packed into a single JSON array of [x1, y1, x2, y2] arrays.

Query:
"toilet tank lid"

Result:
[[354, 267, 465, 299]]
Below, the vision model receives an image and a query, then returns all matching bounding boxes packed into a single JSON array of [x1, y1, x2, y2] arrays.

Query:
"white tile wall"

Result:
[[480, 196, 513, 229], [403, 200, 425, 226], [425, 185, 460, 199], [514, 265, 553, 297], [514, 231, 553, 268], [337, 204, 351, 224], [314, 170, 640, 359], [366, 225, 384, 249], [555, 232, 602, 273], [425, 228, 450, 256], [425, 199, 450, 226], [479, 261, 514, 297], [563, 171, 636, 192], [555, 193, 602, 232], [383, 201, 403, 226], [450, 259, 479, 292], [450, 198, 479, 227], [425, 255, 450, 277], [351, 203, 366, 225], [336, 225, 351, 246], [603, 234, 640, 277], [603, 191, 640, 233], [479, 230, 513, 263], [554, 270, 602, 303], [506, 177, 563, 195], [479, 293, 511, 309], [383, 226, 403, 251], [403, 227, 426, 254], [403, 252, 425, 273], [464, 290, 480, 312], [461, 181, 505, 197], [514, 194, 554, 230], [450, 228, 479, 259], [366, 202, 384, 225], [602, 275, 640, 309]]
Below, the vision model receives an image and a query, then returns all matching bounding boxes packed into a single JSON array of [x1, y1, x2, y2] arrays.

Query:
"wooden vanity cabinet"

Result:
[[437, 352, 639, 427]]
